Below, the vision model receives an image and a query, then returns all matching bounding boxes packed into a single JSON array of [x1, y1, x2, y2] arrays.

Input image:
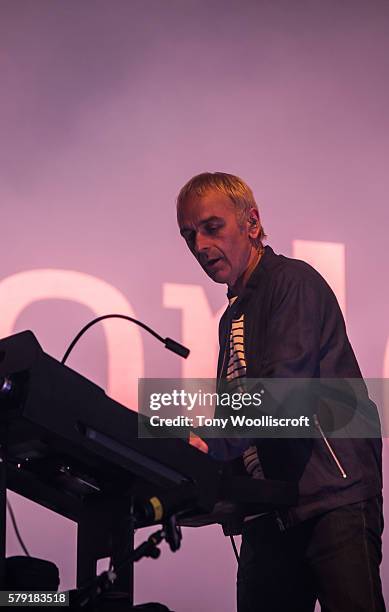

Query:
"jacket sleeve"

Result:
[[205, 437, 255, 461]]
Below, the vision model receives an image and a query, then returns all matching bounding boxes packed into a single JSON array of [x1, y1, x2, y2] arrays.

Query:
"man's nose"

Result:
[[194, 232, 210, 255]]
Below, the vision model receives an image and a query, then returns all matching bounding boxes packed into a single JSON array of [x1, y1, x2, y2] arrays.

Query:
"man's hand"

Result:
[[189, 431, 209, 453]]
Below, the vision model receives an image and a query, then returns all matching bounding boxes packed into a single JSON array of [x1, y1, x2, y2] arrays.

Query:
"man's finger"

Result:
[[189, 431, 209, 454]]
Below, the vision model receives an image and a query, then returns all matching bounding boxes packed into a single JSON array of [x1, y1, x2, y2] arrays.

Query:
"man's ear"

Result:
[[247, 208, 261, 240]]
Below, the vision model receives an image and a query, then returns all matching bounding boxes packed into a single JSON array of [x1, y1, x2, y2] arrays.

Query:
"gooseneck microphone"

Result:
[[61, 313, 190, 364]]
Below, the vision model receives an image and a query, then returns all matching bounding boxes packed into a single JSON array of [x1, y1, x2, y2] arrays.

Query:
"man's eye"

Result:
[[206, 226, 219, 234]]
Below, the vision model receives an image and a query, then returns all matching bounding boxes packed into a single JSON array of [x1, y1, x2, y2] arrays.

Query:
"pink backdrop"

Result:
[[1, 1, 388, 609]]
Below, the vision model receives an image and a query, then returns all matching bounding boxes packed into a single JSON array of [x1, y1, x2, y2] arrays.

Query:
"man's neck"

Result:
[[228, 246, 264, 297]]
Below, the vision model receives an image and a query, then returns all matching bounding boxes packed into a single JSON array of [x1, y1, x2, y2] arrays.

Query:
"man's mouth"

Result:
[[204, 257, 222, 270]]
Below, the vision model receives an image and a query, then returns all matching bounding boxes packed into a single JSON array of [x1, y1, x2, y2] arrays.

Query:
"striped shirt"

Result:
[[227, 297, 264, 481]]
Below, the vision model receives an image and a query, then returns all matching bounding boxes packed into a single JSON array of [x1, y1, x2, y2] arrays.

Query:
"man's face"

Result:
[[178, 190, 258, 289]]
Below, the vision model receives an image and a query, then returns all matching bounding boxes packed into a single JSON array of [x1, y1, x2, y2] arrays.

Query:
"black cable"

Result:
[[230, 534, 259, 612], [61, 313, 189, 364], [6, 498, 30, 557], [230, 535, 239, 563]]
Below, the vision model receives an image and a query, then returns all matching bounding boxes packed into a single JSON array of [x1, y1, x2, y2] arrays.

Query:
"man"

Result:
[[177, 172, 384, 612]]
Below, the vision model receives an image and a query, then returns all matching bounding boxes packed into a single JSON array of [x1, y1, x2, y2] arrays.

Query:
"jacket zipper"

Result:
[[313, 414, 347, 479]]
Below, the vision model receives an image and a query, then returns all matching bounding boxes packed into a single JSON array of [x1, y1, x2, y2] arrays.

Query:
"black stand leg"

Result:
[[76, 497, 134, 605], [0, 442, 7, 589]]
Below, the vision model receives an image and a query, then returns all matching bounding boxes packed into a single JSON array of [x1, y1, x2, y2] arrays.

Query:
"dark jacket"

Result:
[[209, 245, 382, 527]]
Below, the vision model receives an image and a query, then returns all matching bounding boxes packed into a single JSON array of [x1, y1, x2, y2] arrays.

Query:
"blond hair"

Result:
[[176, 172, 266, 242]]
